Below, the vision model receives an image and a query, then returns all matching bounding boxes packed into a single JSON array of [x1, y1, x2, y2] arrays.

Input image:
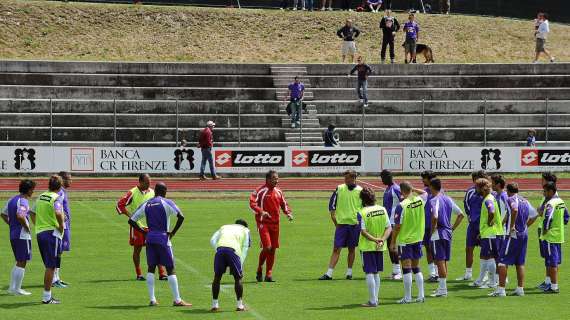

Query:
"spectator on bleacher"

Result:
[[305, 0, 314, 11], [349, 56, 373, 107], [380, 9, 400, 64], [403, 12, 420, 64], [320, 0, 333, 11], [367, 0, 382, 12], [341, 0, 353, 11], [285, 76, 305, 128], [527, 129, 537, 146], [324, 124, 340, 147], [534, 12, 555, 63], [293, 0, 305, 10], [337, 19, 361, 63], [280, 0, 289, 10], [439, 0, 450, 14], [198, 121, 220, 181]]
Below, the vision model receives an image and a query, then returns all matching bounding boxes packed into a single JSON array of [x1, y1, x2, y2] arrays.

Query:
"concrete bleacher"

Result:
[[1, 60, 569, 146]]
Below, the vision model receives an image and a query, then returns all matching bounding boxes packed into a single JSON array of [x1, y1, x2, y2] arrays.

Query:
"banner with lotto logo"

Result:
[[214, 149, 286, 172]]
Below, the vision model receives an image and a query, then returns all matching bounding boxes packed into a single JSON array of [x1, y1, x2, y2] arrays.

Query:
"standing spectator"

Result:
[[324, 124, 340, 147], [349, 56, 373, 107], [337, 19, 361, 63], [286, 76, 305, 128], [527, 129, 537, 146], [380, 9, 400, 64], [306, 0, 314, 11], [534, 12, 555, 63], [280, 0, 288, 10], [320, 0, 332, 11], [367, 0, 382, 12], [439, 0, 450, 14], [293, 0, 305, 10], [341, 0, 353, 11], [198, 121, 220, 180], [403, 13, 420, 64], [383, 0, 391, 9]]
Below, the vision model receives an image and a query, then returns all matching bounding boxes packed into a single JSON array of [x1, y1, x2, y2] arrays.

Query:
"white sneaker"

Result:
[[415, 297, 425, 303], [391, 273, 402, 280], [359, 99, 364, 103], [363, 103, 368, 108], [7, 289, 32, 296], [397, 298, 412, 304], [469, 280, 488, 288], [455, 274, 472, 281], [327, 7, 333, 11], [430, 290, 447, 297], [293, 7, 297, 10], [488, 290, 506, 297], [550, 57, 556, 63], [320, 6, 325, 10], [510, 289, 525, 296]]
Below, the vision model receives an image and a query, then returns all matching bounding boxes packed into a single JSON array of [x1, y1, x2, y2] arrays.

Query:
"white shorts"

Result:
[[342, 41, 357, 55]]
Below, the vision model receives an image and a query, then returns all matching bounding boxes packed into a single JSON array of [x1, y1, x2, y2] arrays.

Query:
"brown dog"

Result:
[[402, 43, 435, 63]]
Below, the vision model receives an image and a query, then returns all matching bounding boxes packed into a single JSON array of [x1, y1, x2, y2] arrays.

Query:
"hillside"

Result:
[[1, 0, 569, 63]]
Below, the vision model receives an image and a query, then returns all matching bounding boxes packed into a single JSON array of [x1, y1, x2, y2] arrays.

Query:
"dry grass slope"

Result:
[[1, 0, 570, 63]]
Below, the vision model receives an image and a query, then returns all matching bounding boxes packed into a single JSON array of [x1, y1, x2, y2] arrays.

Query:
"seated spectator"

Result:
[[367, 0, 382, 12], [324, 124, 340, 147], [527, 129, 537, 146]]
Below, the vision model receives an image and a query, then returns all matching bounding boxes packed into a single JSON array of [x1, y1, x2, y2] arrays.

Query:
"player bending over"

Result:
[[538, 182, 567, 294], [357, 187, 392, 307], [389, 181, 427, 304], [428, 178, 465, 297], [490, 182, 537, 297], [210, 219, 251, 312], [2, 179, 36, 296], [380, 169, 403, 280], [128, 182, 191, 307]]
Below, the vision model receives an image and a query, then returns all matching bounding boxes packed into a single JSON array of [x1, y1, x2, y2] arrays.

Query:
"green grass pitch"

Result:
[[0, 191, 569, 320]]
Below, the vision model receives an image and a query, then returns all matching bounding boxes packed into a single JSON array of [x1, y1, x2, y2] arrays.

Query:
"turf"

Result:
[[2, 0, 570, 63], [0, 191, 569, 320]]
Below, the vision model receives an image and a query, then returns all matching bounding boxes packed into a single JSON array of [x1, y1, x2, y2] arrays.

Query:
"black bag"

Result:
[[286, 102, 292, 116]]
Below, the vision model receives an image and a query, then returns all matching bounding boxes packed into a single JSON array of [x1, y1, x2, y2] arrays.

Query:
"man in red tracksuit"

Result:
[[249, 170, 294, 282]]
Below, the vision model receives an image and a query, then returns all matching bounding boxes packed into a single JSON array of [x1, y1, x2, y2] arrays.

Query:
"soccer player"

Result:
[[539, 181, 567, 293], [420, 170, 438, 282], [490, 182, 538, 297], [357, 187, 392, 307], [117, 174, 167, 280], [457, 170, 487, 281], [210, 219, 251, 312], [52, 171, 72, 288], [471, 178, 503, 289], [249, 170, 293, 282], [30, 175, 65, 304], [428, 178, 465, 297], [319, 170, 363, 281], [389, 181, 427, 304], [536, 172, 569, 290], [128, 182, 191, 307], [1, 179, 36, 296], [380, 169, 402, 280], [491, 174, 509, 286]]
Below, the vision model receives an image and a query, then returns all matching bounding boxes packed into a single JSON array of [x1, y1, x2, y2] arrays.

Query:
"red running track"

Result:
[[0, 178, 567, 192]]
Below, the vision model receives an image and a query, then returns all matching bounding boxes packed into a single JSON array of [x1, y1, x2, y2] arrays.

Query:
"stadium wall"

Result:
[[65, 0, 570, 23], [2, 146, 567, 175]]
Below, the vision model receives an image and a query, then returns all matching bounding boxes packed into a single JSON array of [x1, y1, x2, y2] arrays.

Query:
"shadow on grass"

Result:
[[292, 278, 364, 282], [1, 285, 45, 290], [179, 308, 223, 314], [306, 303, 365, 311], [87, 305, 149, 310], [83, 279, 136, 284], [0, 301, 42, 309]]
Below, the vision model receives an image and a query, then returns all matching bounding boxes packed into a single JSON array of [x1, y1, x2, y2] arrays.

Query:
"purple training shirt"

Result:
[[131, 196, 181, 246]]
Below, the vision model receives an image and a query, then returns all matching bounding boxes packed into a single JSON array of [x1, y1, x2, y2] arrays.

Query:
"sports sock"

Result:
[[266, 251, 275, 277], [392, 264, 401, 275], [212, 299, 219, 309], [366, 274, 376, 304], [438, 277, 447, 291], [551, 283, 559, 290], [14, 267, 25, 291], [414, 270, 424, 299], [428, 263, 436, 277], [257, 251, 267, 274], [9, 266, 18, 291], [135, 266, 142, 277], [545, 276, 552, 285], [237, 299, 244, 309], [497, 287, 506, 294], [42, 290, 52, 302], [487, 260, 496, 285], [168, 275, 182, 303], [465, 267, 473, 277], [346, 268, 353, 277], [52, 268, 60, 283], [325, 268, 334, 277], [373, 273, 381, 302], [403, 269, 412, 301], [146, 273, 156, 303], [476, 260, 488, 283]]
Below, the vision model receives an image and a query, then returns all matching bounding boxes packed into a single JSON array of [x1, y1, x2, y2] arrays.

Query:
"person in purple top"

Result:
[[402, 12, 419, 64], [285, 76, 305, 128], [491, 174, 509, 286], [52, 171, 72, 288], [420, 170, 438, 282], [380, 169, 402, 279], [129, 182, 191, 307], [457, 170, 487, 281], [1, 179, 36, 296], [491, 182, 538, 297]]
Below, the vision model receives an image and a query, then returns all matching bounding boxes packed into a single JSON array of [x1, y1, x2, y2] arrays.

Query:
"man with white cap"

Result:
[[198, 120, 220, 180]]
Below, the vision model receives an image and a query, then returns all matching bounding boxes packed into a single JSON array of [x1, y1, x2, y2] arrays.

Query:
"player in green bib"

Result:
[[357, 187, 391, 307], [389, 181, 428, 304], [30, 175, 65, 304], [319, 170, 363, 280], [539, 182, 567, 293], [471, 178, 503, 289]]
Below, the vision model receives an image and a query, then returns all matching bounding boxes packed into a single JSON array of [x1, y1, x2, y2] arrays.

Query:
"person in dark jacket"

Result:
[[349, 56, 373, 107], [324, 124, 340, 147], [337, 19, 361, 63], [379, 9, 400, 64], [198, 121, 220, 180]]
